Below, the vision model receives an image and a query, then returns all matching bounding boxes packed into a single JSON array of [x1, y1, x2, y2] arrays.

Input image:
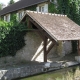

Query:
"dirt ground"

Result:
[[0, 52, 78, 70], [48, 52, 78, 62]]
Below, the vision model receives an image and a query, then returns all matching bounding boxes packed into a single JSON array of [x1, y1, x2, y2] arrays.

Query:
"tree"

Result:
[[8, 0, 15, 5], [57, 0, 80, 53], [57, 0, 80, 25], [0, 3, 6, 10], [0, 4, 2, 10]]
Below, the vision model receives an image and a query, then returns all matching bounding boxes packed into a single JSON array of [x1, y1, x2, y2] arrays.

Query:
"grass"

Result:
[[21, 73, 62, 80], [21, 69, 66, 80]]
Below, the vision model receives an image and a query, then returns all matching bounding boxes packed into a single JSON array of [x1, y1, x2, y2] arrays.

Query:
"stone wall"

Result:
[[15, 32, 57, 62], [15, 32, 72, 62], [57, 41, 72, 57], [63, 41, 72, 55], [16, 32, 42, 61], [0, 61, 79, 80], [0, 64, 44, 80]]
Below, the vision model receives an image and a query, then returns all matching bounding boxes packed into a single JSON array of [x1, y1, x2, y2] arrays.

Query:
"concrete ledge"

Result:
[[0, 65, 44, 80], [0, 61, 79, 80]]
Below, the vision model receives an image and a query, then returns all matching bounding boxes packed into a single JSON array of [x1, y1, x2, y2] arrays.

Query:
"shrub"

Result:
[[55, 67, 80, 80], [0, 20, 27, 57]]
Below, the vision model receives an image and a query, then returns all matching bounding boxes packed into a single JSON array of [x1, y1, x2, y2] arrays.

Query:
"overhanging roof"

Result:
[[0, 0, 48, 16], [21, 11, 80, 41]]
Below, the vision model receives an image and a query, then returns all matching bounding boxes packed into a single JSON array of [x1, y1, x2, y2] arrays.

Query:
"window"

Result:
[[17, 11, 24, 21], [42, 6, 44, 12], [50, 0, 54, 3], [39, 6, 41, 12], [18, 12, 23, 20], [4, 14, 10, 22], [39, 6, 44, 12], [37, 4, 48, 13]]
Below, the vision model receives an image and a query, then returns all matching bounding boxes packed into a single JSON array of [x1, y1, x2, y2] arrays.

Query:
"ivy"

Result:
[[0, 5, 38, 57], [48, 3, 58, 13], [57, 0, 80, 52], [25, 5, 37, 11], [57, 0, 80, 25], [0, 20, 27, 57]]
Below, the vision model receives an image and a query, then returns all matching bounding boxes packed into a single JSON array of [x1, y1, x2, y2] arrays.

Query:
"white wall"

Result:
[[36, 3, 48, 13], [4, 14, 10, 22]]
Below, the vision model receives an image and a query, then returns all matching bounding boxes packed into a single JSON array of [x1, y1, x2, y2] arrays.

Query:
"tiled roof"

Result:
[[0, 0, 48, 16], [21, 10, 80, 41]]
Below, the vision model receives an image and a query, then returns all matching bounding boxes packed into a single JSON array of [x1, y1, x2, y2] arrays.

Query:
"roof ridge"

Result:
[[26, 10, 67, 17]]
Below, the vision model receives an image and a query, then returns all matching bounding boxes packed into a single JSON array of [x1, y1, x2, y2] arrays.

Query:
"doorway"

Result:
[[72, 40, 78, 53]]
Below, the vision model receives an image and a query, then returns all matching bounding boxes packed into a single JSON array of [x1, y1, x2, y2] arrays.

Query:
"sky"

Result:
[[0, 0, 19, 6]]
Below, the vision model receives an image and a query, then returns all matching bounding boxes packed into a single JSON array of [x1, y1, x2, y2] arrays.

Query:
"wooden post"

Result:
[[47, 42, 55, 55], [27, 18, 32, 28], [44, 36, 47, 62]]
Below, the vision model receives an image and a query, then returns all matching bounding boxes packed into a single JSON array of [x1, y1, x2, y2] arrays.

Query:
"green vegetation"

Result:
[[0, 3, 2, 10], [21, 72, 63, 80], [26, 5, 37, 11], [0, 3, 3, 10], [57, 67, 80, 80], [57, 0, 80, 52], [48, 0, 80, 25], [57, 0, 80, 25], [0, 19, 27, 57], [8, 0, 15, 5], [0, 4, 37, 57], [48, 3, 58, 13]]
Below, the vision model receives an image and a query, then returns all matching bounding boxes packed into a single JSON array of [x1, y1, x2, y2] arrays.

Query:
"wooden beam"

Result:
[[28, 17, 58, 45], [28, 19, 32, 28], [47, 42, 55, 55], [27, 17, 45, 40], [44, 36, 47, 62], [35, 30, 45, 40]]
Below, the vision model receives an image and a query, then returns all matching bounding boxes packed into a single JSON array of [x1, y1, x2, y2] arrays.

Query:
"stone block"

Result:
[[50, 62, 62, 68]]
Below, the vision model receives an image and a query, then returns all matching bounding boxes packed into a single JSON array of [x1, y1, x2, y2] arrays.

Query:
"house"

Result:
[[0, 0, 57, 22], [0, 0, 80, 62]]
